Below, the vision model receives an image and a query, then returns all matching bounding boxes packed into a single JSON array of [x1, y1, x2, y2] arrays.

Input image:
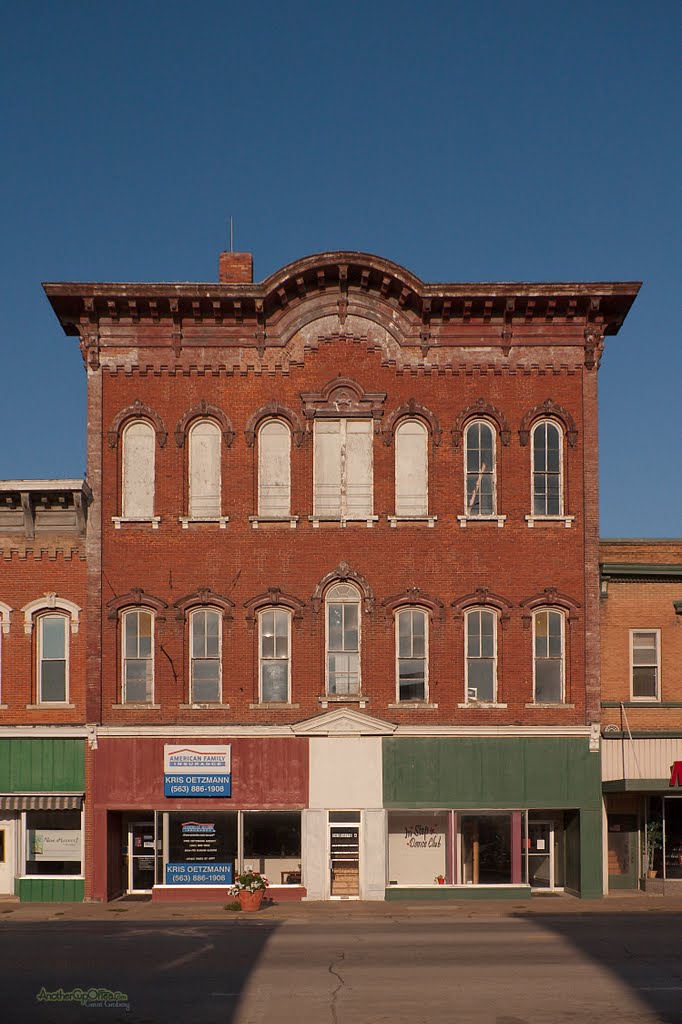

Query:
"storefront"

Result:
[[88, 734, 308, 902], [0, 736, 85, 902]]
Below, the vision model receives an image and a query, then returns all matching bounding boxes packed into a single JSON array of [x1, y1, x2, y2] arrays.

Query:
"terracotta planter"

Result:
[[238, 889, 265, 912], [437, 878, 445, 885], [647, 869, 658, 879]]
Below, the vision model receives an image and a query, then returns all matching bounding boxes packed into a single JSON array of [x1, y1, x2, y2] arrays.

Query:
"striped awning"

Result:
[[0, 794, 83, 811]]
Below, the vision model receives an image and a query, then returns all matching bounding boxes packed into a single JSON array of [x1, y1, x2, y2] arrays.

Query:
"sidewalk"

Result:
[[1, 890, 681, 924]]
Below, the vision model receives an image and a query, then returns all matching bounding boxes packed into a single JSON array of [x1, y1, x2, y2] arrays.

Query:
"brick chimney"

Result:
[[219, 252, 253, 283]]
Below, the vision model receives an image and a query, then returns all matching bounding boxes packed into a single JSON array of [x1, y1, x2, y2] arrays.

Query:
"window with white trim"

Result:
[[314, 419, 373, 517], [258, 420, 291, 517], [465, 608, 497, 702], [122, 420, 155, 518], [631, 630, 660, 700], [259, 609, 291, 703], [190, 608, 221, 703], [395, 419, 428, 516], [189, 419, 221, 518], [122, 609, 154, 703], [465, 421, 496, 516], [533, 609, 564, 703], [397, 607, 427, 701], [326, 584, 360, 694], [532, 421, 562, 516], [38, 614, 69, 703]]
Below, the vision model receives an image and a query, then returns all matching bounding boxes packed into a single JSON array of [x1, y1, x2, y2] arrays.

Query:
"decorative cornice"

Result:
[[108, 400, 168, 448], [243, 587, 306, 627], [452, 399, 511, 448], [382, 588, 444, 619], [173, 587, 235, 621], [311, 562, 375, 614], [244, 401, 305, 448], [174, 401, 234, 448], [300, 377, 386, 429], [382, 400, 442, 446], [518, 400, 578, 448], [106, 588, 168, 621]]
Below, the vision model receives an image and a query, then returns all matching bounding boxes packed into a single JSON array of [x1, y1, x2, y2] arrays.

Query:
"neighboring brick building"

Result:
[[600, 539, 682, 893], [40, 250, 639, 901], [0, 480, 89, 900]]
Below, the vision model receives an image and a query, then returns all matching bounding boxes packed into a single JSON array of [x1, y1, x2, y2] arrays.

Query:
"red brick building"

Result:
[[42, 251, 639, 901]]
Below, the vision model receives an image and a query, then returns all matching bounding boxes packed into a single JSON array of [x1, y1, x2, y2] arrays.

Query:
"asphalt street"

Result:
[[2, 914, 681, 1024]]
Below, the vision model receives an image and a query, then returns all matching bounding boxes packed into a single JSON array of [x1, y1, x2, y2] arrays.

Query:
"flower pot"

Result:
[[647, 869, 658, 879], [238, 889, 264, 912], [437, 878, 445, 885]]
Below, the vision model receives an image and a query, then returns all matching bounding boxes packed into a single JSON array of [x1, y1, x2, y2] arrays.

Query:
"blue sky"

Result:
[[1, 1, 680, 536]]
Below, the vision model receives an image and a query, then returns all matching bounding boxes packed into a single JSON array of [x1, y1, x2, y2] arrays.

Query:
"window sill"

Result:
[[111, 703, 161, 710], [249, 702, 300, 710], [0, 704, 8, 710], [179, 516, 229, 529], [388, 702, 438, 710], [309, 515, 379, 528], [388, 515, 437, 528], [112, 516, 161, 529], [178, 703, 230, 710], [319, 695, 369, 708], [624, 699, 663, 706], [524, 702, 575, 709], [457, 515, 506, 528], [525, 515, 574, 529], [249, 516, 299, 529], [457, 702, 508, 709], [26, 703, 76, 710]]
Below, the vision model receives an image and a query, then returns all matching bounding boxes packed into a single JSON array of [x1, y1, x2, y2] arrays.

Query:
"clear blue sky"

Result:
[[1, 2, 680, 537]]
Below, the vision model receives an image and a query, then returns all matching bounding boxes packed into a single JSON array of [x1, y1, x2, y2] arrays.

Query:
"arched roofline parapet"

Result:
[[452, 399, 511, 448], [518, 400, 578, 448], [311, 562, 374, 614], [108, 401, 168, 448], [174, 401, 234, 448], [244, 402, 305, 448]]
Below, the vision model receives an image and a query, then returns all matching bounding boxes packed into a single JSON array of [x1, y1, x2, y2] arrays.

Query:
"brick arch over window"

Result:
[[519, 587, 580, 629], [173, 587, 235, 622], [244, 402, 305, 448], [174, 401, 234, 448], [311, 562, 374, 613], [382, 588, 444, 621], [518, 400, 578, 448], [451, 587, 513, 628], [382, 400, 442, 446], [451, 399, 511, 448], [105, 588, 168, 621], [108, 400, 168, 448], [243, 587, 306, 627], [21, 594, 81, 635]]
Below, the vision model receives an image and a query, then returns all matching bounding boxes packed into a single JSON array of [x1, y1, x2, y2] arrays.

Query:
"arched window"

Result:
[[259, 608, 291, 703], [122, 608, 154, 704], [465, 421, 496, 516], [465, 608, 497, 702], [326, 583, 360, 694], [189, 419, 221, 519], [122, 420, 155, 519], [396, 607, 427, 701], [189, 608, 221, 703], [38, 613, 69, 704], [531, 420, 563, 516], [258, 420, 291, 517], [395, 419, 428, 516], [533, 609, 564, 703]]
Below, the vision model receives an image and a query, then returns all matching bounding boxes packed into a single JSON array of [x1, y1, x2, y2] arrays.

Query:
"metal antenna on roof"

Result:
[[229, 216, 234, 253]]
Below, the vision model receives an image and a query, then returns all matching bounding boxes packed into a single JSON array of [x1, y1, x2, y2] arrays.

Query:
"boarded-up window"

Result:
[[395, 419, 428, 516], [314, 419, 372, 517], [122, 420, 155, 518], [189, 419, 221, 518], [259, 420, 291, 516]]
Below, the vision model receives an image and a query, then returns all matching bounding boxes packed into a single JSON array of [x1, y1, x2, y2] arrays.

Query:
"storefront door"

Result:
[[0, 818, 15, 895], [128, 821, 155, 893], [528, 821, 554, 889], [607, 813, 638, 889], [329, 812, 360, 898]]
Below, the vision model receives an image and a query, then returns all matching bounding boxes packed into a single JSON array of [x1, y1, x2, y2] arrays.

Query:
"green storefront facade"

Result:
[[0, 737, 85, 902], [383, 734, 602, 899]]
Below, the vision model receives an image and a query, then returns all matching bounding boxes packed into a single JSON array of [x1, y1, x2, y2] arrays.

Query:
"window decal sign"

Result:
[[165, 820, 233, 884], [670, 761, 682, 787], [163, 745, 231, 797]]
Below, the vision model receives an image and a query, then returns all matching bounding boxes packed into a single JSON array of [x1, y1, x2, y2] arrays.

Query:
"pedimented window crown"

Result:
[[174, 400, 234, 448], [520, 587, 580, 627], [452, 399, 511, 448], [383, 400, 441, 446], [382, 587, 444, 620], [108, 400, 168, 448], [452, 587, 513, 626], [22, 594, 81, 635], [519, 400, 578, 448], [245, 401, 304, 447], [312, 562, 374, 613], [244, 587, 305, 627], [106, 588, 168, 621], [174, 587, 235, 621], [301, 377, 386, 430]]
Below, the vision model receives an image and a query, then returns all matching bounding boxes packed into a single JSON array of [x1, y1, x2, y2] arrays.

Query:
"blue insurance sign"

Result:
[[165, 862, 233, 885], [163, 745, 231, 797]]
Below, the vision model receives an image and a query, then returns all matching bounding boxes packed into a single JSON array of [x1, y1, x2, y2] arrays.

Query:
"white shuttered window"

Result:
[[189, 419, 221, 518], [314, 419, 372, 517], [258, 420, 291, 516], [395, 419, 428, 516], [122, 420, 155, 518]]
